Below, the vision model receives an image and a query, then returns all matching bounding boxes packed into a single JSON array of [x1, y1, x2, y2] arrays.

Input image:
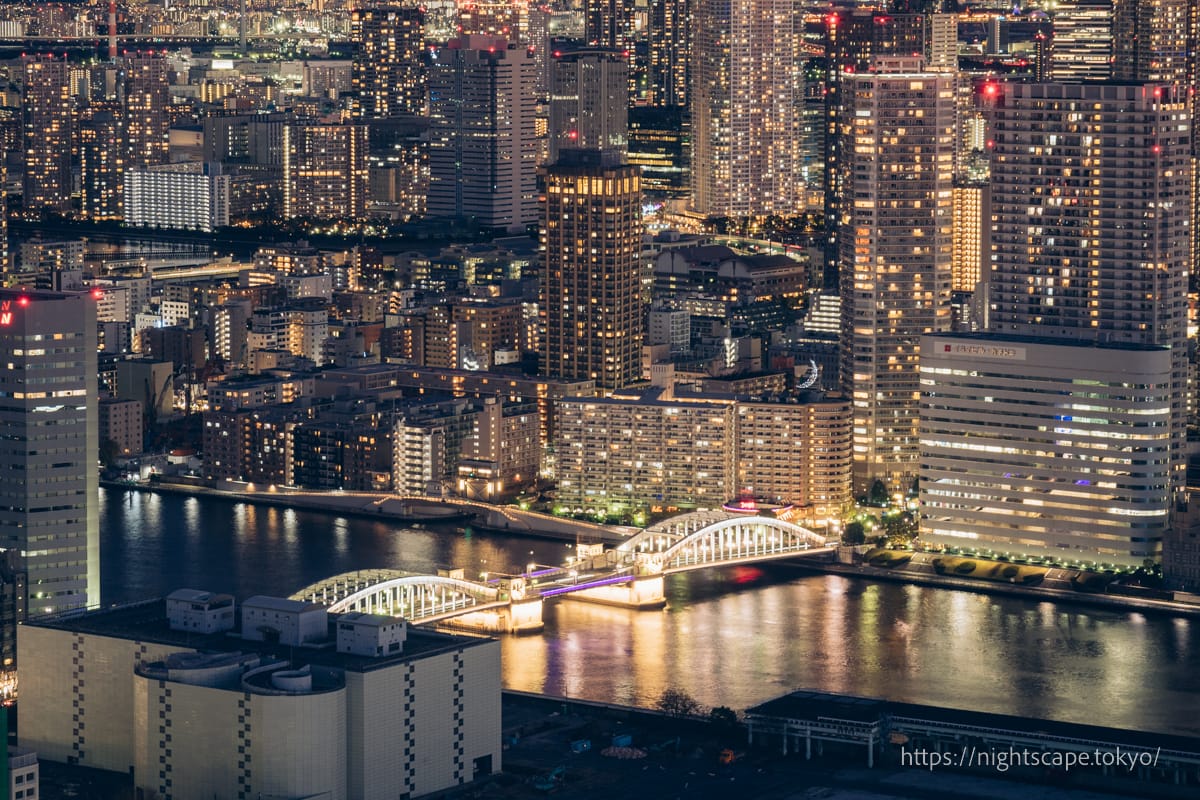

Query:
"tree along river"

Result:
[[100, 487, 1200, 737]]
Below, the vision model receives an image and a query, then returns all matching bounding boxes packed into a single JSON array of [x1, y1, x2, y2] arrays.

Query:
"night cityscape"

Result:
[[0, 0, 1198, 798]]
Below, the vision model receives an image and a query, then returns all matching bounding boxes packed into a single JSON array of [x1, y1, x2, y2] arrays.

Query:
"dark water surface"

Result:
[[100, 488, 1200, 736]]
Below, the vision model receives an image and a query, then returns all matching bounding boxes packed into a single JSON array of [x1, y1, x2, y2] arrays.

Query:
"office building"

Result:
[[428, 36, 538, 231], [0, 290, 99, 615], [1049, 0, 1113, 81], [919, 334, 1172, 567], [283, 121, 371, 219], [124, 163, 231, 231], [691, 0, 803, 217], [18, 593, 501, 799], [548, 48, 628, 166], [987, 82, 1190, 488], [21, 56, 73, 213], [838, 59, 955, 492], [627, 106, 689, 196], [351, 4, 426, 119], [541, 158, 642, 392]]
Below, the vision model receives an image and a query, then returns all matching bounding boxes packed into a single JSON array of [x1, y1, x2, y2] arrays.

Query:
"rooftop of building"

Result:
[[927, 331, 1169, 352], [26, 597, 492, 673], [0, 288, 77, 302]]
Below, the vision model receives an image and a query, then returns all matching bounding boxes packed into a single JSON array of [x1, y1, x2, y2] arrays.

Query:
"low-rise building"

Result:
[[18, 592, 501, 800]]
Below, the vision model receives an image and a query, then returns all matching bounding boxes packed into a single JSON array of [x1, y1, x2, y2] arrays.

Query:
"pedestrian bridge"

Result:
[[292, 510, 836, 634]]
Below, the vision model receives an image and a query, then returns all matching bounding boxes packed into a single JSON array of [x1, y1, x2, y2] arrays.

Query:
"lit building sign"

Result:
[[941, 342, 1026, 361]]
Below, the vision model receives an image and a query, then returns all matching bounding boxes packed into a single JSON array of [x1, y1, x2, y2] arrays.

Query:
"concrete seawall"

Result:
[[102, 479, 631, 545]]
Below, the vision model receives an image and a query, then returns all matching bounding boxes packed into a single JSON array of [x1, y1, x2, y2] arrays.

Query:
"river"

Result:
[[99, 487, 1200, 737]]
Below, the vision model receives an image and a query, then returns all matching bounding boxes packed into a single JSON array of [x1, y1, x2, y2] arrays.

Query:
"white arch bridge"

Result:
[[291, 511, 836, 634], [617, 510, 832, 575]]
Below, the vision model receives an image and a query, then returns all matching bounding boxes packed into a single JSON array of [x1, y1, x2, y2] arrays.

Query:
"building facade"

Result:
[[987, 82, 1191, 493], [1049, 0, 1113, 81], [919, 334, 1172, 567], [838, 59, 955, 492], [691, 0, 803, 217], [427, 36, 539, 231], [283, 122, 370, 219], [22, 56, 73, 213], [0, 290, 99, 615], [18, 594, 501, 799], [548, 48, 628, 166], [351, 5, 427, 119], [124, 163, 231, 231], [554, 385, 853, 515], [122, 53, 171, 169], [541, 159, 643, 392], [99, 398, 143, 457]]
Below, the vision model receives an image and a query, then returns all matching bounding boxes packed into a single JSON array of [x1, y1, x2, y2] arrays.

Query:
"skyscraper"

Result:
[[122, 52, 170, 169], [1112, 0, 1195, 86], [79, 104, 125, 221], [21, 56, 73, 213], [0, 164, 7, 274], [822, 10, 929, 270], [0, 289, 99, 615], [541, 42, 642, 393], [648, 0, 690, 107], [986, 82, 1190, 477], [585, 0, 636, 50], [541, 158, 643, 392], [427, 36, 539, 231], [838, 58, 955, 492], [548, 48, 628, 166], [283, 122, 371, 219], [920, 81, 1191, 565], [691, 0, 804, 217], [1049, 0, 1113, 81], [351, 4, 426, 119]]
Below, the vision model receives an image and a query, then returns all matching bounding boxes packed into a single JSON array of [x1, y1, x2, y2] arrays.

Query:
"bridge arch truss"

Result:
[[619, 511, 830, 573], [291, 569, 503, 623]]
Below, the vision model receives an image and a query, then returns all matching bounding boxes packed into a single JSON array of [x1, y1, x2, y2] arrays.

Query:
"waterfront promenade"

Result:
[[804, 551, 1200, 618], [107, 478, 634, 544]]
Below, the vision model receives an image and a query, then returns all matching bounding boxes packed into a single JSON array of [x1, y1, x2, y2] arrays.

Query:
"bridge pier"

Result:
[[562, 576, 666, 610], [434, 599, 545, 635]]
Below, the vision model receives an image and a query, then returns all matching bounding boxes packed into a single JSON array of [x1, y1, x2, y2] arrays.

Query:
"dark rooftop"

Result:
[[27, 598, 494, 673]]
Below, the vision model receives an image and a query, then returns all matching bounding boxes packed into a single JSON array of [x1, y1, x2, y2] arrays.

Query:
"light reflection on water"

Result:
[[101, 488, 1199, 736]]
